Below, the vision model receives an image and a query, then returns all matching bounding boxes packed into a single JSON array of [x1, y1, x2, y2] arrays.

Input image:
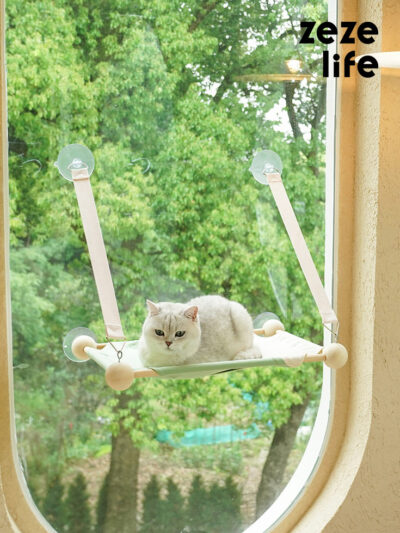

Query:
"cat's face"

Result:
[[142, 300, 201, 362]]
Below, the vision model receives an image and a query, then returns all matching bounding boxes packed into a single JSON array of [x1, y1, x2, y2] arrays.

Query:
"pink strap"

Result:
[[267, 173, 338, 326], [71, 168, 125, 339]]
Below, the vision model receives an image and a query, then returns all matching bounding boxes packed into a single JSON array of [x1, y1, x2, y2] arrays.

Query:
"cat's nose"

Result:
[[165, 341, 172, 347]]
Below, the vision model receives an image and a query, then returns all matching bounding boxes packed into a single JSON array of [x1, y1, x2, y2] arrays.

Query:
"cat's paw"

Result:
[[234, 346, 262, 360]]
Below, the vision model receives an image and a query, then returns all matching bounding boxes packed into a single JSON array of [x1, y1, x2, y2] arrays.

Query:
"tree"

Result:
[[256, 396, 311, 515], [186, 474, 208, 533], [103, 393, 140, 533], [42, 474, 67, 533], [141, 475, 163, 533], [95, 473, 109, 533], [6, 0, 329, 530], [206, 479, 241, 533], [222, 476, 242, 533], [161, 478, 186, 533], [65, 472, 92, 533]]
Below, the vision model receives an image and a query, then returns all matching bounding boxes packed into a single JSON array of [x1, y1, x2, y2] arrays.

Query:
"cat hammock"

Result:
[[56, 145, 348, 391]]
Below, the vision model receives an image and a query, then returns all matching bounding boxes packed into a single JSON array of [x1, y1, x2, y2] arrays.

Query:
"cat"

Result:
[[138, 294, 261, 367]]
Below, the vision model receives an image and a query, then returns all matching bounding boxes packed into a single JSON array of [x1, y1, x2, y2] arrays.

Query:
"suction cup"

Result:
[[55, 144, 95, 181], [63, 327, 97, 362], [250, 150, 283, 185], [253, 311, 281, 328]]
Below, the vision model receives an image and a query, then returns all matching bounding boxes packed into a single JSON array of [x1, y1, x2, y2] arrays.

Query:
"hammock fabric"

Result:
[[83, 330, 323, 380]]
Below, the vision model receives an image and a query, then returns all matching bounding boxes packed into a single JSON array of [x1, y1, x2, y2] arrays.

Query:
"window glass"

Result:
[[7, 1, 331, 531]]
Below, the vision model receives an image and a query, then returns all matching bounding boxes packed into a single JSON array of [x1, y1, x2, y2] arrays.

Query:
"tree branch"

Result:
[[255, 395, 311, 516], [308, 82, 327, 178], [189, 0, 223, 33], [213, 75, 232, 104], [311, 82, 327, 131], [284, 81, 303, 139]]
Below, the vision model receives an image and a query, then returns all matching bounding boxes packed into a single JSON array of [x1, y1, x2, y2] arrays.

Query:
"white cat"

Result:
[[138, 295, 261, 367]]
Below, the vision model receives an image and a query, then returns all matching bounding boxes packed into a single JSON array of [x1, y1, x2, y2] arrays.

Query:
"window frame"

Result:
[[244, 0, 339, 528], [2, 0, 400, 531], [0, 0, 54, 529]]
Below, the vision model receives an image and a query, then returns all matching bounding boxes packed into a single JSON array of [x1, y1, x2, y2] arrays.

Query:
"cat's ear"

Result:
[[184, 305, 198, 321], [146, 299, 160, 316]]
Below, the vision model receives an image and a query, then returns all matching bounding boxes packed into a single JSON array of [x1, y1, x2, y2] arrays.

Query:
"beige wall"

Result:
[[1, 0, 400, 531]]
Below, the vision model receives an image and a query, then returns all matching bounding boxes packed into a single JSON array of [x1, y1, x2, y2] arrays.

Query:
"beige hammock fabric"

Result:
[[83, 330, 323, 379]]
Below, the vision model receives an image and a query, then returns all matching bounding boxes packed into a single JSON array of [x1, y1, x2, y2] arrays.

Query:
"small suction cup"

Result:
[[250, 150, 283, 185], [63, 327, 97, 362], [253, 311, 281, 328], [55, 144, 95, 181], [254, 312, 284, 337]]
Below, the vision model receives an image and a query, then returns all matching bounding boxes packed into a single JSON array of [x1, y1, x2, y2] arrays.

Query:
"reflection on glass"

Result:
[[7, 1, 329, 532]]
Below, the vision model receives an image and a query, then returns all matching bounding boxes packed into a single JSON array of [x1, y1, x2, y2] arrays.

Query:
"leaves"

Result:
[[8, 0, 327, 492]]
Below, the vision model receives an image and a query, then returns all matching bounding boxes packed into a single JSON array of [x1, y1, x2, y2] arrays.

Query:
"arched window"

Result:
[[4, 1, 399, 532], [6, 1, 333, 531]]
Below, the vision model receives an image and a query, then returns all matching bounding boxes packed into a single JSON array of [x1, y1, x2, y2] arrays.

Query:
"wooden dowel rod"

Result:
[[132, 369, 158, 378], [304, 353, 326, 363], [96, 343, 107, 350]]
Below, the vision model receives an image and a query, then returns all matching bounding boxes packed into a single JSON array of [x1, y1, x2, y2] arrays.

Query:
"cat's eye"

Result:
[[175, 331, 185, 337], [155, 329, 164, 336]]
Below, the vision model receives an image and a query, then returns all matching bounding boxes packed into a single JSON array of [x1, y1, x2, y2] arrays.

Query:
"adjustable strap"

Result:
[[71, 168, 125, 340], [267, 173, 338, 327]]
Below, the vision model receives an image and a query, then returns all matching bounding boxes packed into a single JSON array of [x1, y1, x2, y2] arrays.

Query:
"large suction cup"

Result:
[[55, 144, 95, 181], [63, 327, 97, 362], [249, 150, 283, 185]]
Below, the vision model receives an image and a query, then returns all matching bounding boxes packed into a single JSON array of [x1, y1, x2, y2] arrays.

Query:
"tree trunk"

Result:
[[103, 393, 140, 533], [255, 396, 310, 518], [284, 81, 302, 139]]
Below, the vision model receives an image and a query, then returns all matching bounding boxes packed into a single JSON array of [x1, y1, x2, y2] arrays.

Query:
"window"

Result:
[[4, 1, 341, 532]]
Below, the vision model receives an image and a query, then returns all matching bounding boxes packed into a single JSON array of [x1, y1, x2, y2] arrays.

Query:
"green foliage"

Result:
[[42, 474, 67, 533], [141, 473, 240, 533], [170, 442, 244, 476], [14, 365, 109, 482], [65, 472, 92, 533], [185, 474, 242, 533], [161, 478, 186, 533], [186, 474, 208, 532], [7, 0, 328, 518], [206, 477, 242, 533], [141, 475, 163, 533]]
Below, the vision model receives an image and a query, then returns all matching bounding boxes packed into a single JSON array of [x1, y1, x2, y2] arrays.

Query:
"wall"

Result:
[[278, 0, 400, 530]]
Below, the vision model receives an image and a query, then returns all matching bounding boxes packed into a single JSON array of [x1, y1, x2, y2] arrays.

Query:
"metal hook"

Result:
[[21, 159, 42, 175], [129, 157, 151, 174], [323, 321, 340, 341], [107, 339, 127, 363]]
